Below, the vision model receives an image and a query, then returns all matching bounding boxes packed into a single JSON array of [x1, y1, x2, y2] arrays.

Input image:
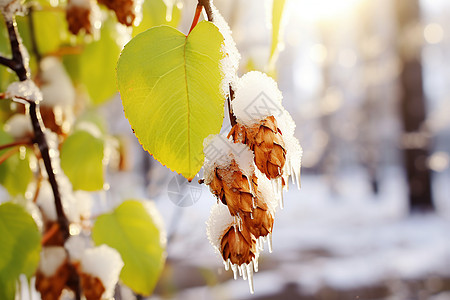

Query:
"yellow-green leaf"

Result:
[[60, 130, 104, 191], [0, 202, 41, 300], [132, 0, 181, 37], [117, 21, 225, 180], [270, 0, 286, 65], [92, 200, 166, 296]]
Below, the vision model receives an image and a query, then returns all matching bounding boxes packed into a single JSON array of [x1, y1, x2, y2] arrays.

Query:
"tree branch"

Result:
[[198, 0, 213, 22], [2, 15, 70, 240]]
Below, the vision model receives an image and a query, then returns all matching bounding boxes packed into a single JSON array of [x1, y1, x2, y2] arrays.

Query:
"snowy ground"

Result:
[[144, 166, 450, 300]]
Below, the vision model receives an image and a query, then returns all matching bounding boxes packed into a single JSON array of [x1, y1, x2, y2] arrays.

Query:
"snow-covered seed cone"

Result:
[[79, 273, 105, 300], [97, 0, 135, 26], [220, 224, 257, 266], [229, 116, 286, 180], [209, 159, 257, 216], [66, 0, 92, 35], [242, 200, 273, 239], [35, 247, 71, 300]]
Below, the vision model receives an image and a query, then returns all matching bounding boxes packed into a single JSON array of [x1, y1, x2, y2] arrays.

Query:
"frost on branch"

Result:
[[5, 79, 43, 103], [210, 2, 241, 96], [0, 0, 23, 18]]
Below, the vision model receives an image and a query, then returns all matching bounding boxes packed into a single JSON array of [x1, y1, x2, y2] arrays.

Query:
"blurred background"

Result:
[[101, 0, 450, 299]]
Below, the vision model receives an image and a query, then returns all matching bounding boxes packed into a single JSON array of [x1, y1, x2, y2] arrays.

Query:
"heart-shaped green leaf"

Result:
[[60, 130, 104, 191], [0, 202, 41, 300], [92, 200, 166, 296], [117, 21, 225, 180]]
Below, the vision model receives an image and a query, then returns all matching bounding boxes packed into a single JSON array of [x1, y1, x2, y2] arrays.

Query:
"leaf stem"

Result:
[[1, 15, 70, 241], [0, 146, 19, 164], [0, 138, 32, 151], [189, 4, 203, 34]]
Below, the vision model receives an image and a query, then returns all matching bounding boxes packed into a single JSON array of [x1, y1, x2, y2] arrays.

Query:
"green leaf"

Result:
[[65, 20, 121, 105], [117, 21, 225, 180], [0, 131, 33, 196], [60, 130, 104, 191], [0, 202, 41, 300], [92, 200, 165, 296], [270, 0, 286, 64], [132, 0, 181, 37]]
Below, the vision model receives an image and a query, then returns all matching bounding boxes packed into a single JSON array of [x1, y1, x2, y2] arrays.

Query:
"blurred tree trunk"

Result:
[[394, 0, 434, 212]]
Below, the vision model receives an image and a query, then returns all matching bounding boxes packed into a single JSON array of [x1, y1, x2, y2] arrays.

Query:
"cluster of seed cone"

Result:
[[66, 0, 136, 35], [209, 159, 274, 266], [204, 115, 289, 287]]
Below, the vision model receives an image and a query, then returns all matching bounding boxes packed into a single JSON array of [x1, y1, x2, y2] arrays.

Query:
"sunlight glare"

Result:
[[296, 0, 364, 21]]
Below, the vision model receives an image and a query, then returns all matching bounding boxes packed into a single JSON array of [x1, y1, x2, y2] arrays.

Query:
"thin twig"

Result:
[[0, 146, 19, 164], [41, 222, 59, 245], [2, 16, 70, 240], [227, 85, 236, 127], [0, 138, 32, 151], [198, 0, 213, 21]]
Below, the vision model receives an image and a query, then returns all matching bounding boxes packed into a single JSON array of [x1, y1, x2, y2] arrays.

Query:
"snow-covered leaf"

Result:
[[92, 200, 166, 296], [117, 21, 225, 180], [0, 203, 41, 300]]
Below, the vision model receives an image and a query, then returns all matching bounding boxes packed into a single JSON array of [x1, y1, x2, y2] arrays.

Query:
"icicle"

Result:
[[268, 232, 273, 253], [295, 167, 301, 188], [252, 257, 259, 272], [242, 263, 247, 280], [250, 212, 253, 220], [247, 262, 254, 294], [280, 189, 284, 209], [252, 197, 256, 209], [224, 259, 230, 271], [247, 177, 253, 195], [238, 264, 243, 277], [259, 237, 265, 251], [231, 263, 238, 280], [235, 214, 243, 232]]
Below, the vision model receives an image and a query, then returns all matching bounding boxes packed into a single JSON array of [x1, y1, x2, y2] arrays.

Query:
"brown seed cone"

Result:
[[97, 0, 135, 26], [242, 199, 274, 239], [228, 116, 286, 179], [66, 1, 92, 35], [220, 224, 257, 265], [35, 260, 71, 300], [209, 160, 257, 216], [80, 273, 106, 300]]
